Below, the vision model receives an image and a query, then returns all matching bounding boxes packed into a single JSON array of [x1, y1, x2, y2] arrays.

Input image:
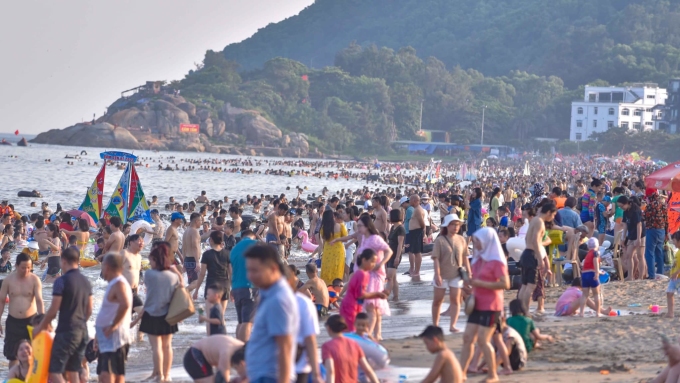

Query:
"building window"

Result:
[[633, 123, 641, 130], [634, 109, 642, 116], [645, 121, 653, 126], [647, 95, 656, 99], [659, 112, 663, 118], [577, 107, 583, 114], [622, 108, 630, 116], [588, 94, 596, 102], [575, 133, 582, 140], [622, 122, 629, 129], [594, 107, 598, 114], [593, 120, 597, 128], [608, 108, 615, 115], [608, 121, 614, 128], [576, 120, 583, 128], [646, 108, 652, 112]]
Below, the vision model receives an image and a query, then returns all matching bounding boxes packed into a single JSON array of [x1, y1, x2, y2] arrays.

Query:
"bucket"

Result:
[[599, 271, 610, 284]]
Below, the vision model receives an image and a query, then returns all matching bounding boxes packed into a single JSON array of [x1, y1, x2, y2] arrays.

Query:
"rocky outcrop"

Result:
[[177, 102, 196, 117], [106, 99, 190, 135], [17, 137, 28, 147], [200, 118, 214, 137], [31, 123, 141, 150]]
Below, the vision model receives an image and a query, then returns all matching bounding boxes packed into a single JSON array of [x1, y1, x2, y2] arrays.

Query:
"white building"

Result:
[[569, 84, 667, 141]]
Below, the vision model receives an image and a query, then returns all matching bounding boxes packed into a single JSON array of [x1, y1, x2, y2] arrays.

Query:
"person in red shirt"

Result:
[[339, 249, 387, 331], [579, 238, 601, 317], [460, 227, 510, 383], [322, 315, 379, 383]]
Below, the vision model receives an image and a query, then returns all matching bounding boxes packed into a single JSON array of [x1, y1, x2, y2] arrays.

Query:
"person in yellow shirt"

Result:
[[665, 231, 680, 319]]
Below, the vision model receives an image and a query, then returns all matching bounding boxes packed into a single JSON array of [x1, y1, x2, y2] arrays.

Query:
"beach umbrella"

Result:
[[645, 161, 680, 192], [66, 209, 96, 227]]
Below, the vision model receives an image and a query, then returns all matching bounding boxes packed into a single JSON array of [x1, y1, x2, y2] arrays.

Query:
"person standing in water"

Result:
[[0, 252, 44, 367], [183, 213, 203, 290], [103, 217, 125, 254]]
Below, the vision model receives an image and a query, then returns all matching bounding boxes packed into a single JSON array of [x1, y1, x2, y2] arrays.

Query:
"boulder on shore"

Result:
[[17, 137, 28, 147], [31, 123, 141, 150]]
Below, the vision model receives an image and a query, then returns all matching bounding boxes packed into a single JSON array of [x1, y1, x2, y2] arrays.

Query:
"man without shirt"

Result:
[[0, 253, 44, 367], [419, 325, 463, 383], [518, 204, 557, 313], [165, 212, 185, 272], [183, 213, 203, 289], [372, 195, 388, 238], [103, 217, 125, 255], [182, 335, 244, 383], [408, 194, 426, 276], [266, 203, 289, 260], [298, 263, 330, 318], [123, 234, 144, 340]]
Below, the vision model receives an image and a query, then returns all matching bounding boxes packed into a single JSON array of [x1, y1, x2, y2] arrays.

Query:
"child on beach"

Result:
[[322, 315, 379, 383], [579, 238, 602, 317], [298, 262, 330, 318], [555, 277, 613, 317], [666, 231, 680, 318], [355, 312, 378, 343], [507, 299, 553, 353], [328, 278, 343, 310], [339, 249, 387, 331], [229, 346, 248, 383], [198, 284, 227, 335], [419, 325, 463, 383]]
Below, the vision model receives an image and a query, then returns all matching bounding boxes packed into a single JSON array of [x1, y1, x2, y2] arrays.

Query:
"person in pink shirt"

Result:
[[353, 215, 393, 340], [322, 315, 379, 383], [555, 277, 612, 316], [339, 249, 387, 332], [460, 227, 510, 383]]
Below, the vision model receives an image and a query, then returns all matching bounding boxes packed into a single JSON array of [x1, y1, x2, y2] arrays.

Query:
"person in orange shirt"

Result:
[[550, 187, 566, 210]]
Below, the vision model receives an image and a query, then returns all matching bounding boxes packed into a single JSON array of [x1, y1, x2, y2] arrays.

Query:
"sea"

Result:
[[0, 143, 435, 381]]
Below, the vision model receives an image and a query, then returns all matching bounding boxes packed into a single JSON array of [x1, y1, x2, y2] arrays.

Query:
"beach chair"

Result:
[[612, 230, 624, 281]]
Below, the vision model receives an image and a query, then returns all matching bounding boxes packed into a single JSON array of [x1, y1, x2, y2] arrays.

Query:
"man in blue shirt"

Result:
[[245, 244, 299, 383], [230, 230, 257, 342], [557, 197, 583, 257]]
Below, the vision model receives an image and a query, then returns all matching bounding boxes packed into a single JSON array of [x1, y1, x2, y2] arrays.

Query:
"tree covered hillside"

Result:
[[222, 0, 680, 87], [174, 45, 574, 154]]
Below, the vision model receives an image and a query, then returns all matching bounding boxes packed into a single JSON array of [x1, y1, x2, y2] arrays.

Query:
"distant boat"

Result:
[[0, 139, 12, 146]]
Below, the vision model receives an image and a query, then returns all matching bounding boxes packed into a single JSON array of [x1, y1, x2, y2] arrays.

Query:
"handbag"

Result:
[[464, 294, 476, 316], [165, 285, 195, 326]]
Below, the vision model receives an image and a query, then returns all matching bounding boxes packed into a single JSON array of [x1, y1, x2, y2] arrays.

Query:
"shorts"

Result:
[[408, 228, 424, 254], [47, 256, 61, 277], [183, 347, 213, 380], [49, 328, 88, 374], [597, 222, 606, 235], [532, 268, 544, 302], [433, 277, 463, 290], [139, 311, 178, 336], [131, 288, 144, 312], [519, 249, 539, 285], [38, 250, 49, 256], [467, 310, 502, 328], [184, 257, 198, 284], [97, 344, 129, 376], [316, 304, 328, 318], [4, 314, 35, 360], [668, 279, 680, 294], [233, 287, 257, 324], [204, 281, 231, 301], [386, 251, 399, 269], [581, 271, 600, 288]]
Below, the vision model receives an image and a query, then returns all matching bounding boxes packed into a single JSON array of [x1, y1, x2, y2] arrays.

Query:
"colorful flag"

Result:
[[78, 163, 106, 224], [103, 163, 131, 223], [127, 164, 152, 223]]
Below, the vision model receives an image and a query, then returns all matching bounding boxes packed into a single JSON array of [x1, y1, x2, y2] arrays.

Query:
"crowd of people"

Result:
[[0, 152, 678, 382]]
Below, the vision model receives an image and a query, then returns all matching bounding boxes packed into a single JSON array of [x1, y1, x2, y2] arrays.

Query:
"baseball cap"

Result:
[[171, 212, 185, 222], [399, 196, 410, 205]]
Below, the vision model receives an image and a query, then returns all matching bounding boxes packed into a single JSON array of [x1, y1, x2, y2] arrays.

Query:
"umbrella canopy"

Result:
[[66, 209, 96, 227], [645, 161, 680, 192]]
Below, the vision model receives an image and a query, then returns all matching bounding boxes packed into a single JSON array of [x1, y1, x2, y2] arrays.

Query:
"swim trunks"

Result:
[[519, 249, 538, 285], [97, 344, 129, 376], [4, 314, 35, 360], [46, 256, 61, 277], [316, 304, 328, 319], [408, 228, 424, 254], [183, 347, 213, 380], [184, 257, 198, 284]]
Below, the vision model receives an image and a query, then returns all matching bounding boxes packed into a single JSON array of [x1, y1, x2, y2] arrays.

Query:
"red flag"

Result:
[[14, 130, 19, 135]]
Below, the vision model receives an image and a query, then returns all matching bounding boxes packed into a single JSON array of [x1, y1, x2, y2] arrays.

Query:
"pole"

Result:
[[480, 106, 486, 145], [419, 100, 424, 132]]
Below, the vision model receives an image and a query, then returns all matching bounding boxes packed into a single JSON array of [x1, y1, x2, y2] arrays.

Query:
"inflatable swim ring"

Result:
[[344, 332, 390, 369], [79, 258, 99, 268], [27, 325, 53, 383], [130, 220, 154, 246], [17, 190, 42, 198], [297, 231, 318, 253], [506, 237, 526, 262]]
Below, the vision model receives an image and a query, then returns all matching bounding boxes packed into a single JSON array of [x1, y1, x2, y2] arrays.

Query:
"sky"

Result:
[[0, 0, 314, 135]]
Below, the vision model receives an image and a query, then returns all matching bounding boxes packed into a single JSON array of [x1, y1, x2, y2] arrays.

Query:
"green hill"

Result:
[[223, 0, 680, 87]]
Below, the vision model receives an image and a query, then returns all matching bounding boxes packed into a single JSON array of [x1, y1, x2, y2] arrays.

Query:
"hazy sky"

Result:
[[0, 0, 314, 135]]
